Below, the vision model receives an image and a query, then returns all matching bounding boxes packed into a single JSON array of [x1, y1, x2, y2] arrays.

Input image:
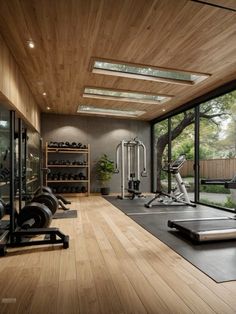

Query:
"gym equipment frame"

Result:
[[0, 112, 69, 256], [146, 155, 195, 208], [115, 138, 147, 199]]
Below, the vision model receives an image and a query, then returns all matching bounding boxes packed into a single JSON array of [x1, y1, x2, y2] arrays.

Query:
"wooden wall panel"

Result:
[[0, 33, 40, 131], [181, 159, 236, 179]]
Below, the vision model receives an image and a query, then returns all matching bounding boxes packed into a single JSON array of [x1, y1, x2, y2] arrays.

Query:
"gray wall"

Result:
[[41, 113, 151, 193]]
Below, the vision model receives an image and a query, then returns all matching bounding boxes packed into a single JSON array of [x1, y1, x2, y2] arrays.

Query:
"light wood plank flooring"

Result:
[[1, 196, 236, 314]]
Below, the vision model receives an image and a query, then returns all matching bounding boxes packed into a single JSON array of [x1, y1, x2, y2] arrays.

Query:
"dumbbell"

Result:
[[61, 186, 69, 193], [79, 172, 86, 180], [75, 186, 81, 193], [70, 187, 76, 193], [70, 142, 77, 148], [81, 186, 87, 193]]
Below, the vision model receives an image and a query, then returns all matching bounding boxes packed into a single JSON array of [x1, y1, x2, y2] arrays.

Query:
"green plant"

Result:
[[96, 154, 114, 186], [224, 196, 236, 209], [200, 184, 230, 194]]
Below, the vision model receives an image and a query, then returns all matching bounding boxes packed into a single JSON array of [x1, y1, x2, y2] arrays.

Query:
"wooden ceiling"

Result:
[[0, 0, 235, 121]]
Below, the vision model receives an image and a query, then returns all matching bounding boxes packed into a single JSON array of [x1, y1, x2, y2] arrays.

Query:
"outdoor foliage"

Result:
[[154, 90, 236, 191]]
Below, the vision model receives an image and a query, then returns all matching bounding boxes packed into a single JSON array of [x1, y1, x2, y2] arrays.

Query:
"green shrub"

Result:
[[200, 196, 236, 209], [200, 184, 230, 194], [200, 198, 224, 207], [224, 196, 236, 209]]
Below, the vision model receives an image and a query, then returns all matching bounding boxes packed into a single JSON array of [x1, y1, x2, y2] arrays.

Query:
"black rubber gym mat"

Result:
[[104, 195, 236, 283], [53, 210, 77, 219]]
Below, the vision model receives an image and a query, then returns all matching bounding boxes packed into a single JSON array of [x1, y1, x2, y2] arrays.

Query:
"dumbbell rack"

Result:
[[45, 143, 90, 196]]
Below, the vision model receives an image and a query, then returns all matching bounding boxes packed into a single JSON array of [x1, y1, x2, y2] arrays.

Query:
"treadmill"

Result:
[[168, 177, 236, 243]]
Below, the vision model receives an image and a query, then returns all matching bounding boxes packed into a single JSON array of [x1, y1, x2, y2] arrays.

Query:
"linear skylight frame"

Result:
[[77, 105, 146, 117], [83, 87, 172, 104], [91, 58, 210, 85]]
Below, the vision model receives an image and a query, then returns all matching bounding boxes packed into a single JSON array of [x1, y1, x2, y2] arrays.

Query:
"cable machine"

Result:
[[115, 138, 147, 199]]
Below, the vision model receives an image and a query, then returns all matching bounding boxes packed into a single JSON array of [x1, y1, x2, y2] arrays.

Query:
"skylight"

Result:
[[92, 59, 210, 85], [83, 87, 172, 104], [77, 105, 146, 117]]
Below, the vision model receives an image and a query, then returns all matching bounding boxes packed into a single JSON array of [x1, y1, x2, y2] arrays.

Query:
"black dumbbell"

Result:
[[75, 186, 81, 193], [81, 186, 87, 193]]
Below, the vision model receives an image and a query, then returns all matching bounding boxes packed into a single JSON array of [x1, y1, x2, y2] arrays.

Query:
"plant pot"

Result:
[[101, 187, 110, 195]]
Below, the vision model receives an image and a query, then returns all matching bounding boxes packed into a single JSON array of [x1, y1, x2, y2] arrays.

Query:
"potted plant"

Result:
[[96, 154, 114, 195]]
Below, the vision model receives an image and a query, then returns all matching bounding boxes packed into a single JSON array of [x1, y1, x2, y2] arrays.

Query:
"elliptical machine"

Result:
[[145, 155, 194, 208], [115, 138, 147, 199]]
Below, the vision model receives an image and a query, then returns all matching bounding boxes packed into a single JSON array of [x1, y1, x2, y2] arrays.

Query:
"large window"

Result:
[[171, 110, 195, 201], [199, 91, 236, 209], [153, 119, 169, 192], [152, 88, 236, 211]]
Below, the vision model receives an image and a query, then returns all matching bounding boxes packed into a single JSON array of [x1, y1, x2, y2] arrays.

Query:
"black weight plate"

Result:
[[0, 200, 5, 219], [32, 192, 58, 215], [42, 186, 53, 194], [32, 194, 54, 214], [17, 202, 52, 228]]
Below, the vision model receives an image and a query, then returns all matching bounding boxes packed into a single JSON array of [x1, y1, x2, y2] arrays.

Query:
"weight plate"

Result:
[[42, 186, 53, 194], [17, 202, 52, 229], [0, 200, 5, 219], [32, 192, 58, 215]]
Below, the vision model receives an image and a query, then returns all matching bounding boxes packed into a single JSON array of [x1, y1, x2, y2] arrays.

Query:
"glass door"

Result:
[[199, 90, 236, 210]]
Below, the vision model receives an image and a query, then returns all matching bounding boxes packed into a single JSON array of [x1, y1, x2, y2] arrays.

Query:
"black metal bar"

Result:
[[23, 128, 27, 196], [18, 118, 22, 211], [168, 118, 172, 194], [39, 137, 43, 191], [191, 0, 236, 12], [9, 239, 64, 247], [151, 124, 155, 192], [194, 106, 200, 203], [9, 228, 69, 248], [9, 111, 15, 238]]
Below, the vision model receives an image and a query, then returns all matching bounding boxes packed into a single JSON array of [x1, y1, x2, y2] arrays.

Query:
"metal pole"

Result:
[[9, 111, 15, 239], [121, 140, 125, 199], [115, 143, 121, 172], [127, 144, 131, 181], [140, 142, 147, 175], [136, 141, 140, 181], [168, 118, 172, 194], [18, 118, 22, 212], [194, 106, 200, 203]]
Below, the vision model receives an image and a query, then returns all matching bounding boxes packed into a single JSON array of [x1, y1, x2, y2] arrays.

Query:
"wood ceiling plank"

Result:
[[0, 0, 235, 120]]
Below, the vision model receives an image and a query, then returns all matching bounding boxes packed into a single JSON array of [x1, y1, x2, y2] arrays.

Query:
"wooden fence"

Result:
[[180, 158, 236, 179]]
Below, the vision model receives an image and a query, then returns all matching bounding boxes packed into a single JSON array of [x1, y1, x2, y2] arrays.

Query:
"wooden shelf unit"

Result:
[[45, 143, 90, 196]]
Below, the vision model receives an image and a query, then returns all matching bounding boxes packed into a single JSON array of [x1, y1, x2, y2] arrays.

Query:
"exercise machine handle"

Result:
[[141, 170, 147, 177]]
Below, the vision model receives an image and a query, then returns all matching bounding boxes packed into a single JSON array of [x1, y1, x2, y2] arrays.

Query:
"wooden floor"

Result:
[[1, 196, 236, 314]]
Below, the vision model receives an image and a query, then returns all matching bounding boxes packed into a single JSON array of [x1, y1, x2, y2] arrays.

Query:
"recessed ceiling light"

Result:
[[83, 87, 172, 104], [92, 59, 210, 85], [43, 92, 47, 96], [27, 40, 35, 49], [77, 105, 145, 117], [46, 106, 51, 110], [162, 108, 166, 112]]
